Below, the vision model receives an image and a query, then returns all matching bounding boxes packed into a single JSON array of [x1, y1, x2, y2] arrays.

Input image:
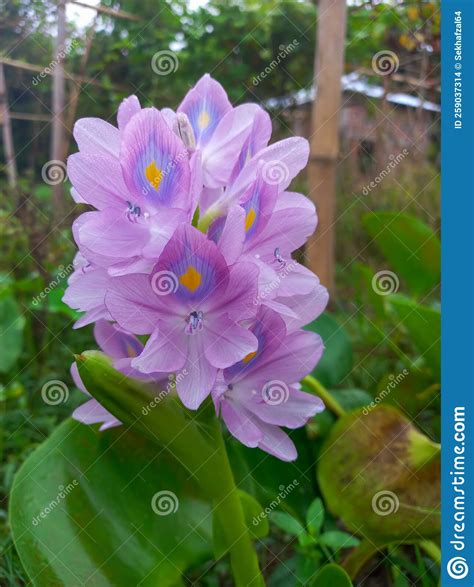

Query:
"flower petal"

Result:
[[117, 95, 141, 131], [73, 118, 120, 158], [67, 153, 129, 210], [120, 108, 191, 211], [178, 74, 231, 147], [105, 274, 162, 334], [203, 315, 258, 369]]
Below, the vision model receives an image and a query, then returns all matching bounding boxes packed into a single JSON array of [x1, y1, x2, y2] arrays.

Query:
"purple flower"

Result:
[[63, 73, 329, 461], [105, 224, 259, 409], [68, 107, 192, 273], [212, 308, 324, 461]]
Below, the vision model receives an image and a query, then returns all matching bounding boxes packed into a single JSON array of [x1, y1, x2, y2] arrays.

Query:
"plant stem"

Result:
[[302, 375, 346, 418], [202, 419, 264, 587]]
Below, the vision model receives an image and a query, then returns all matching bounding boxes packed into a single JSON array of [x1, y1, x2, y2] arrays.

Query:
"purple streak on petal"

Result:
[[239, 166, 278, 241], [120, 108, 191, 211], [151, 224, 229, 306], [230, 107, 272, 182], [209, 205, 245, 265], [178, 74, 232, 148]]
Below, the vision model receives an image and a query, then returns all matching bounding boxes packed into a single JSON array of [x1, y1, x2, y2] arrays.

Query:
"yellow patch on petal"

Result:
[[198, 110, 210, 130], [179, 265, 202, 292], [245, 208, 256, 232], [242, 350, 257, 364], [145, 160, 163, 190], [126, 343, 138, 358]]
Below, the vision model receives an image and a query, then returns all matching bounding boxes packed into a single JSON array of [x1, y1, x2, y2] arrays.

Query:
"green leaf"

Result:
[[388, 294, 440, 374], [212, 490, 268, 559], [0, 294, 25, 373], [270, 511, 306, 537], [305, 314, 353, 388], [307, 498, 325, 536], [319, 531, 360, 551], [311, 563, 353, 587], [10, 420, 213, 586], [362, 212, 440, 296], [317, 406, 440, 544]]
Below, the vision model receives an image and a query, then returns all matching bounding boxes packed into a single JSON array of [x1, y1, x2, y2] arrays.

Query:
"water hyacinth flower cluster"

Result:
[[64, 74, 329, 461]]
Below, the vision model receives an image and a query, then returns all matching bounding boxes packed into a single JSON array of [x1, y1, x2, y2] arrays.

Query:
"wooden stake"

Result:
[[51, 0, 66, 219], [0, 63, 18, 188], [306, 0, 348, 296]]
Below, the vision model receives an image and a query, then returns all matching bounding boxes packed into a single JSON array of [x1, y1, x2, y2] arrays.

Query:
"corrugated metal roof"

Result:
[[267, 71, 440, 113]]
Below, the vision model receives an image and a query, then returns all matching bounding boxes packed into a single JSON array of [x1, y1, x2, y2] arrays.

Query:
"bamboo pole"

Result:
[[51, 0, 66, 219], [306, 0, 348, 296], [0, 63, 17, 188]]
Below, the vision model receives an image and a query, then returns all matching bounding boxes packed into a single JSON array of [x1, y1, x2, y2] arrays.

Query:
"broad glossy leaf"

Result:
[[317, 406, 440, 543], [0, 294, 25, 373], [363, 212, 440, 296], [388, 294, 440, 374], [305, 314, 353, 388], [311, 563, 352, 587], [10, 419, 213, 586]]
